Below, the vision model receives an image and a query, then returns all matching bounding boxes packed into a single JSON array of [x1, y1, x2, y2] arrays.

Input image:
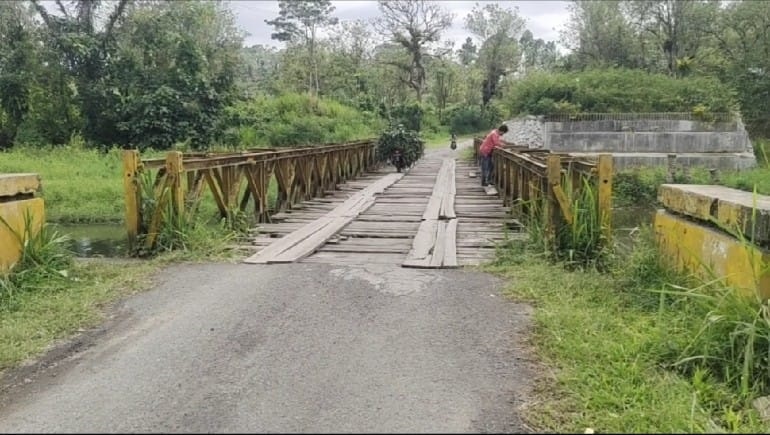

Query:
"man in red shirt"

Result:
[[479, 124, 509, 186]]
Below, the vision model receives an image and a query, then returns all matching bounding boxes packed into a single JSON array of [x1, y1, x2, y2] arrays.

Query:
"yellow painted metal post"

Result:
[[122, 150, 142, 251], [166, 151, 184, 219], [598, 154, 613, 244]]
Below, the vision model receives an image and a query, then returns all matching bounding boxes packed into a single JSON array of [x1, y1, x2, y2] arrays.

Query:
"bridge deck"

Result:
[[244, 152, 523, 267]]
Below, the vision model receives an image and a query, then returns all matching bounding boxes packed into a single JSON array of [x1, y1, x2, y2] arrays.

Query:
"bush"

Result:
[[221, 93, 380, 148], [387, 102, 423, 132], [505, 68, 740, 117], [375, 124, 424, 167], [447, 104, 501, 135]]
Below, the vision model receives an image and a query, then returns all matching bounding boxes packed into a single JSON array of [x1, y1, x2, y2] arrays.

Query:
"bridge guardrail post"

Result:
[[122, 150, 142, 251], [546, 154, 562, 247], [598, 154, 613, 245], [167, 151, 184, 220]]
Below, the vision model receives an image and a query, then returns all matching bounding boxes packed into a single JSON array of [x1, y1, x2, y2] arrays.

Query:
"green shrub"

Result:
[[375, 124, 424, 168], [506, 68, 739, 117], [752, 138, 770, 167], [387, 102, 423, 132], [447, 104, 500, 135], [221, 93, 380, 148]]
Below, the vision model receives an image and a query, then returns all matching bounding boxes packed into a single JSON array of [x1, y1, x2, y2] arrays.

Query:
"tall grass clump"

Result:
[[521, 171, 610, 269], [751, 138, 770, 167], [130, 171, 243, 259], [0, 211, 73, 304]]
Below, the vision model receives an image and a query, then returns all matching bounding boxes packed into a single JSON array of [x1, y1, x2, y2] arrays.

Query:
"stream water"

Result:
[[53, 223, 128, 258]]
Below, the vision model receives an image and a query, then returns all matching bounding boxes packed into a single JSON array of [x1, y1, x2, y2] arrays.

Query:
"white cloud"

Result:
[[230, 0, 570, 48]]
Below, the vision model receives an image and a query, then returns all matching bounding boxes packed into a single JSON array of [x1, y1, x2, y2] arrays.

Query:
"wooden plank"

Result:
[[444, 219, 458, 268], [430, 221, 447, 267], [407, 219, 438, 261], [320, 245, 409, 254], [244, 173, 402, 264]]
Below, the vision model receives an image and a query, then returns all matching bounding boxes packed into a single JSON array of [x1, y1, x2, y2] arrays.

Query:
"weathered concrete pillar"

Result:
[[0, 174, 44, 273]]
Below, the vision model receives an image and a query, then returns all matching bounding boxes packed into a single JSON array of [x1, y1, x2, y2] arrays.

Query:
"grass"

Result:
[[612, 137, 770, 207], [0, 212, 242, 372], [488, 196, 770, 434], [0, 258, 158, 370], [0, 140, 280, 226], [0, 143, 129, 223], [487, 231, 768, 433]]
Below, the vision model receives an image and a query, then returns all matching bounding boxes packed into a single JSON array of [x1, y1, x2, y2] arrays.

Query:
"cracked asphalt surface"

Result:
[[0, 261, 534, 433]]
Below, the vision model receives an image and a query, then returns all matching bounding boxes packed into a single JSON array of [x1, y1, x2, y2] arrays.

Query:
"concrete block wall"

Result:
[[503, 116, 757, 170]]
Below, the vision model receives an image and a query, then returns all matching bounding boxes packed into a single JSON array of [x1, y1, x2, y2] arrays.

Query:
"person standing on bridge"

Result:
[[479, 124, 509, 187]]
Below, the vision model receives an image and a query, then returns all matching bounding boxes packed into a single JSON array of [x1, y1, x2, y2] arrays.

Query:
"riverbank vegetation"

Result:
[[490, 173, 770, 432], [489, 231, 768, 432]]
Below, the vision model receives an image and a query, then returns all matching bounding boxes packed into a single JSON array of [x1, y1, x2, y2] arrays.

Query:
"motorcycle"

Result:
[[450, 133, 457, 150], [391, 149, 407, 173]]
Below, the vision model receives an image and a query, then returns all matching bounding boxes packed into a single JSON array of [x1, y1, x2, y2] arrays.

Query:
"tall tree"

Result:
[[374, 0, 453, 102], [627, 0, 720, 76], [560, 0, 640, 70], [265, 0, 338, 96], [710, 0, 770, 136], [107, 1, 244, 150], [465, 2, 526, 105], [519, 30, 560, 73], [458, 36, 477, 66], [30, 0, 130, 144], [0, 2, 37, 147]]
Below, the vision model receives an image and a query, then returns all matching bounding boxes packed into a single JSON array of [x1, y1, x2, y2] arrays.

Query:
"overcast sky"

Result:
[[229, 0, 571, 49]]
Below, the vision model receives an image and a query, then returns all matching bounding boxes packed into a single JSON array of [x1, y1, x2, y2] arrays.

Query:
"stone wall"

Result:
[[501, 116, 545, 148], [500, 115, 757, 170]]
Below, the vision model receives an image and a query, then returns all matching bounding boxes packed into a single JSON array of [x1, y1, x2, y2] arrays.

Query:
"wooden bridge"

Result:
[[123, 138, 612, 268]]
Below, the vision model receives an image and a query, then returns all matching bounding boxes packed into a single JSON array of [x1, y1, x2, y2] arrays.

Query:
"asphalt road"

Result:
[[0, 261, 534, 433]]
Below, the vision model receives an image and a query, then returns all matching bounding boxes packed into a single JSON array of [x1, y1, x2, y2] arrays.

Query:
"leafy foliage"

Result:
[[222, 93, 378, 148], [505, 68, 739, 116], [447, 105, 500, 135], [375, 124, 424, 168]]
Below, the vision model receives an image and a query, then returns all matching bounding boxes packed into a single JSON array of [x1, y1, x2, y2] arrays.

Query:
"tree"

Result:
[[627, 0, 720, 76], [265, 0, 338, 96], [0, 2, 37, 147], [429, 58, 458, 122], [107, 1, 244, 150], [375, 0, 453, 102], [458, 37, 477, 66], [465, 2, 526, 105], [560, 0, 640, 70], [323, 20, 377, 107], [710, 0, 770, 136], [519, 30, 560, 73], [30, 0, 130, 144], [239, 44, 281, 97]]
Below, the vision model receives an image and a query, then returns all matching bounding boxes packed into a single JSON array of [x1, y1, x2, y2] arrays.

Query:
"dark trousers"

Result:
[[481, 154, 494, 186]]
